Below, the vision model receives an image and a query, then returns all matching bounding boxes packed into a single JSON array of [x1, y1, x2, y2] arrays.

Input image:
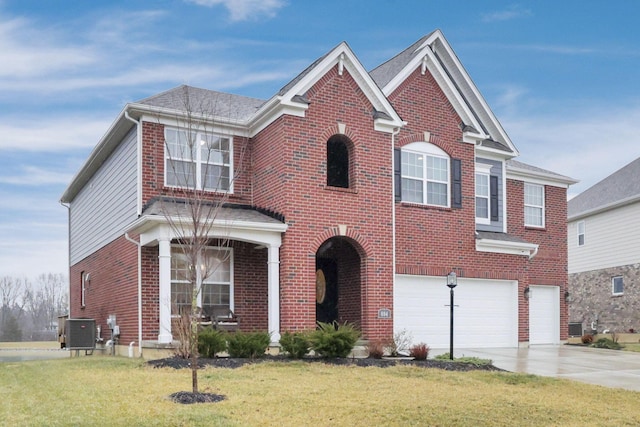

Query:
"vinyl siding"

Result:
[[568, 201, 640, 273], [69, 129, 138, 265]]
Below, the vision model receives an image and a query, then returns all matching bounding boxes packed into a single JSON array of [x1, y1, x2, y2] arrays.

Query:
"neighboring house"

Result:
[[568, 157, 640, 334], [61, 30, 576, 355]]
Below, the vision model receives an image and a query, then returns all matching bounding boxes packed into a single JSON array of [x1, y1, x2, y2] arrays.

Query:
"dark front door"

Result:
[[316, 258, 338, 324]]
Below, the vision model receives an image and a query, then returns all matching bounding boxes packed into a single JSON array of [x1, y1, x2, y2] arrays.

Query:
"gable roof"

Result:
[[250, 41, 404, 135], [568, 157, 640, 220], [370, 29, 517, 155]]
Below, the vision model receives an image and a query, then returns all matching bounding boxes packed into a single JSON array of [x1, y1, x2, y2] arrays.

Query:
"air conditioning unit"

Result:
[[65, 318, 96, 350], [568, 322, 583, 337]]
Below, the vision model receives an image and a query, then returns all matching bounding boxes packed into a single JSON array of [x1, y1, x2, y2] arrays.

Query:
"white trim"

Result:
[[476, 236, 539, 259], [507, 164, 578, 188], [475, 163, 492, 225]]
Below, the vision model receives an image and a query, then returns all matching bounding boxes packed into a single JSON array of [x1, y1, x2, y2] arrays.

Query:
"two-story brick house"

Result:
[[61, 30, 576, 356]]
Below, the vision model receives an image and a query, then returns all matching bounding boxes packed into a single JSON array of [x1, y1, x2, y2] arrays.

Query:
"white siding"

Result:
[[568, 202, 640, 273], [69, 129, 138, 265]]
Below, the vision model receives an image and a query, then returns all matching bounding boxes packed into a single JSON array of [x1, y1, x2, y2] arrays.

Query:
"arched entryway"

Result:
[[315, 237, 364, 326]]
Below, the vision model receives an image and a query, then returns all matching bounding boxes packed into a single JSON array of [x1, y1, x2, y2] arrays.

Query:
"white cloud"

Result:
[[501, 104, 640, 198], [481, 5, 533, 23], [0, 166, 73, 186], [0, 117, 111, 151], [186, 0, 285, 21]]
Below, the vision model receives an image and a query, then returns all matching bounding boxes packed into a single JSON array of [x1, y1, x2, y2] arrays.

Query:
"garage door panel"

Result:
[[395, 275, 518, 348]]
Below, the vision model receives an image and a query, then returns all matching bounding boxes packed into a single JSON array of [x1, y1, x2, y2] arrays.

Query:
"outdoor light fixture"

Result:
[[446, 271, 457, 360], [564, 290, 571, 302], [524, 286, 530, 300]]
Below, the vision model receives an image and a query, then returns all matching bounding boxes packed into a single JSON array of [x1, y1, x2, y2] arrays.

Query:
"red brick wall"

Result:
[[387, 67, 568, 342], [69, 236, 139, 344], [141, 245, 159, 341], [232, 241, 269, 331], [252, 66, 395, 340], [140, 121, 253, 207]]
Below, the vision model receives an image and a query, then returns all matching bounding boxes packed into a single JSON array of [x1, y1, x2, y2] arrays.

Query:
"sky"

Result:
[[1, 0, 640, 280]]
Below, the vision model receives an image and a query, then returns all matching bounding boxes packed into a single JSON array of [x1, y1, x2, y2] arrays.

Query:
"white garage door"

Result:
[[529, 285, 560, 345], [394, 275, 518, 348]]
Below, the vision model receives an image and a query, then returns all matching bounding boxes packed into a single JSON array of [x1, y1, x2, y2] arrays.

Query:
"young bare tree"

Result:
[[23, 273, 68, 335], [159, 86, 246, 394]]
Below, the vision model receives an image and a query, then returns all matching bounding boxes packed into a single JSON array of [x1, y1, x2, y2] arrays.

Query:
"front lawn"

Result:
[[1, 356, 639, 426]]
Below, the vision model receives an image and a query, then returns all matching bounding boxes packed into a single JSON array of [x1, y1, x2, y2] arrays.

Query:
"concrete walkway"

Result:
[[446, 345, 640, 392]]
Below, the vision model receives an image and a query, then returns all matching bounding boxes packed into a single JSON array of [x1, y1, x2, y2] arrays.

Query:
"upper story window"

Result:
[[475, 163, 492, 224], [399, 142, 450, 207], [577, 221, 585, 246], [524, 183, 545, 227], [165, 128, 232, 192], [170, 246, 233, 316], [612, 276, 624, 295], [327, 136, 350, 188]]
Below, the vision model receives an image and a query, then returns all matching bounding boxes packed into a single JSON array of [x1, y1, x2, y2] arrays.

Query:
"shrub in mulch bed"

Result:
[[148, 355, 504, 372]]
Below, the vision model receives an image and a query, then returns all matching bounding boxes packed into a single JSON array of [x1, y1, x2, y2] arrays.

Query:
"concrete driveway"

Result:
[[446, 345, 640, 391]]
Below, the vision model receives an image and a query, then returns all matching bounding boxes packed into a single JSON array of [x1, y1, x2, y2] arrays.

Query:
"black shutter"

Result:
[[490, 175, 499, 221], [394, 148, 402, 202], [451, 158, 462, 208]]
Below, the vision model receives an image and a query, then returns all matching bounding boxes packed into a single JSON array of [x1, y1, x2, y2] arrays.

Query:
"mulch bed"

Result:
[[153, 355, 504, 404], [149, 354, 505, 372]]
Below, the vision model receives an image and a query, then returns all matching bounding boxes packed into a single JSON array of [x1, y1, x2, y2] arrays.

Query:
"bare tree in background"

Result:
[[23, 273, 68, 335], [159, 86, 246, 394], [0, 276, 26, 341]]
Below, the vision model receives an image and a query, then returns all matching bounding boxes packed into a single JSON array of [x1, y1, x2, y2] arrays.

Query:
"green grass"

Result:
[[1, 356, 640, 426], [622, 343, 640, 352]]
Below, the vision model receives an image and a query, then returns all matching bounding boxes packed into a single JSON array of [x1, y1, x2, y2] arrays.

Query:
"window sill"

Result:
[[398, 201, 450, 211], [324, 185, 358, 194], [525, 225, 546, 231], [612, 294, 624, 297]]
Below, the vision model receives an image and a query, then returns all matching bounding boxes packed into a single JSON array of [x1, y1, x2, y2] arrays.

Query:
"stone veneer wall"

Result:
[[569, 263, 640, 333]]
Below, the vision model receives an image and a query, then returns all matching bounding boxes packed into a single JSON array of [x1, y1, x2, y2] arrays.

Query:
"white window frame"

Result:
[[170, 245, 234, 316], [612, 276, 624, 295], [81, 272, 88, 308], [577, 221, 585, 246], [400, 142, 450, 207], [524, 182, 545, 228], [475, 163, 492, 225], [164, 127, 233, 193]]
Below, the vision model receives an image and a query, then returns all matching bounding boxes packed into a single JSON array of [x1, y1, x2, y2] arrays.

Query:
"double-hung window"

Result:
[[524, 183, 545, 227], [400, 142, 450, 207], [170, 246, 233, 316], [475, 163, 492, 224], [165, 128, 231, 192]]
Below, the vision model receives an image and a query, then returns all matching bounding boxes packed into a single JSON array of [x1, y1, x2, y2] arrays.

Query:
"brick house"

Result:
[[61, 30, 576, 355], [568, 157, 640, 334]]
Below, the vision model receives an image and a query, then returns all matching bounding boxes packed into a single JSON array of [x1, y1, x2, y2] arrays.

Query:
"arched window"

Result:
[[327, 135, 350, 188]]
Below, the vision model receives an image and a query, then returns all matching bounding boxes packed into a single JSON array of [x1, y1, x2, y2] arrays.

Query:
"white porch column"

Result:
[[267, 244, 281, 343], [158, 237, 173, 344]]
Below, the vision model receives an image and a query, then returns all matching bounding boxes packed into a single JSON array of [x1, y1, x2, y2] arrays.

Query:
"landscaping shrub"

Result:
[[592, 338, 622, 350], [367, 339, 387, 359], [309, 321, 360, 358], [279, 331, 311, 359], [409, 343, 430, 360], [581, 334, 594, 344], [226, 331, 271, 359], [387, 329, 413, 356], [197, 328, 226, 358]]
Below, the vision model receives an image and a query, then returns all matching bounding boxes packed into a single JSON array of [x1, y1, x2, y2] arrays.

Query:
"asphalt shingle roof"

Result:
[[137, 85, 266, 122], [369, 33, 433, 89], [568, 157, 640, 218]]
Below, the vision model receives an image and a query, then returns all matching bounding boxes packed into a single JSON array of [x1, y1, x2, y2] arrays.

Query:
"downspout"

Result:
[[124, 232, 143, 358], [391, 127, 401, 320], [124, 109, 143, 216], [124, 108, 143, 358]]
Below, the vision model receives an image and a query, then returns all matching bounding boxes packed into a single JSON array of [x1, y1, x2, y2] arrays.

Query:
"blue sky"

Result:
[[1, 0, 640, 279]]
